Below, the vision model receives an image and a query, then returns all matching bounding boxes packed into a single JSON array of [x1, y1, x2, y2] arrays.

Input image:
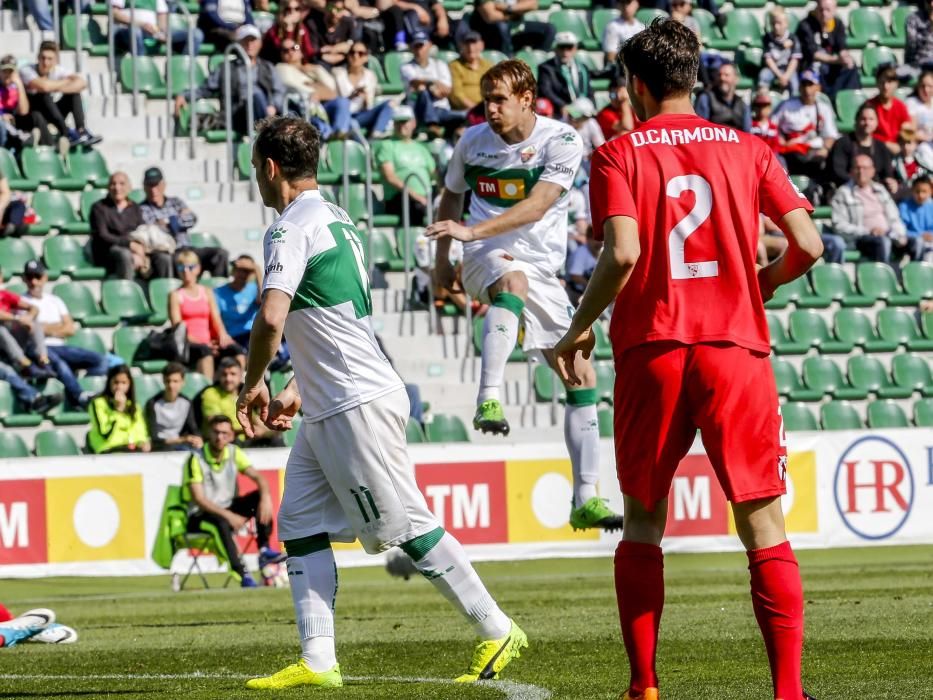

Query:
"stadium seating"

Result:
[[425, 414, 470, 442], [821, 400, 864, 430], [0, 431, 30, 458], [34, 429, 82, 457]]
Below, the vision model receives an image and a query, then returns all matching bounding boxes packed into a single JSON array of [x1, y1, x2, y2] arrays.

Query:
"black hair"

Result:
[[253, 116, 321, 181]]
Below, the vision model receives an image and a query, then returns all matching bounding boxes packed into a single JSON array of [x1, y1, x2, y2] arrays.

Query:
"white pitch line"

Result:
[[0, 673, 551, 699]]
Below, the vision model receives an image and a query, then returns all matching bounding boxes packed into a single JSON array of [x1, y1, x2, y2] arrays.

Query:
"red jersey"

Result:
[[589, 113, 812, 356], [0, 290, 21, 315], [866, 96, 910, 144]]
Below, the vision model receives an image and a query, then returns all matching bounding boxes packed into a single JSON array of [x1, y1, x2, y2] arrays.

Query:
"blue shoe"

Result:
[[0, 608, 54, 648], [258, 547, 287, 567], [241, 574, 259, 588]]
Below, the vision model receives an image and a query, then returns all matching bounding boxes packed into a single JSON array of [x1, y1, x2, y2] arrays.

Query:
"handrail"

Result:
[[52, 0, 59, 47], [348, 126, 374, 274], [73, 0, 83, 74], [129, 0, 138, 115], [401, 171, 435, 334], [166, 1, 197, 158], [223, 43, 253, 197], [107, 0, 117, 115]]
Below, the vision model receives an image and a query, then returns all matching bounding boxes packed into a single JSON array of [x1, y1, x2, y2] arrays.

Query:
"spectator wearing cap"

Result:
[[695, 63, 751, 132], [772, 70, 839, 179], [796, 0, 860, 100], [602, 0, 643, 66], [111, 0, 203, 57], [374, 106, 437, 226], [827, 104, 897, 192], [448, 32, 492, 112], [596, 76, 637, 141], [0, 264, 55, 380], [467, 0, 555, 55], [0, 56, 47, 150], [866, 66, 912, 156], [90, 172, 173, 280], [140, 168, 230, 279], [402, 32, 465, 134], [22, 260, 108, 410], [19, 41, 101, 149], [905, 0, 933, 80], [1, 170, 29, 238], [538, 33, 594, 120], [831, 153, 909, 264], [180, 25, 285, 135], [750, 92, 781, 158], [332, 41, 393, 138], [197, 0, 254, 50], [567, 98, 605, 162], [759, 8, 801, 96]]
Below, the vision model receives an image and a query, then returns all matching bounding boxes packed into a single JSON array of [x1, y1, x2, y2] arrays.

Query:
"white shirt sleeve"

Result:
[[444, 136, 469, 193], [818, 103, 839, 140], [434, 59, 452, 89], [602, 22, 621, 54], [18, 63, 38, 87], [261, 219, 311, 298], [539, 129, 584, 191], [400, 62, 417, 89]]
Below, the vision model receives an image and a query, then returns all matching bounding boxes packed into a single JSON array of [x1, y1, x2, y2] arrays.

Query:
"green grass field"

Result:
[[1, 545, 931, 699]]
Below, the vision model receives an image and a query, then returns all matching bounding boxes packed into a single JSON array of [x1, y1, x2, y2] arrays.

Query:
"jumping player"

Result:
[[554, 20, 823, 700], [236, 117, 527, 690], [427, 60, 623, 532]]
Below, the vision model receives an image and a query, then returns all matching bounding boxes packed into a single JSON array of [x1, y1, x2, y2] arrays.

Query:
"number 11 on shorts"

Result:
[[351, 486, 381, 523]]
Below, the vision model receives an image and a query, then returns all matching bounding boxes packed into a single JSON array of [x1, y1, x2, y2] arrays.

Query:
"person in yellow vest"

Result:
[[194, 357, 283, 447], [183, 415, 284, 587], [87, 364, 150, 454]]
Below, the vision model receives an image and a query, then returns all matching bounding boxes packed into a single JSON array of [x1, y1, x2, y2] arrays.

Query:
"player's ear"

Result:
[[264, 157, 277, 182]]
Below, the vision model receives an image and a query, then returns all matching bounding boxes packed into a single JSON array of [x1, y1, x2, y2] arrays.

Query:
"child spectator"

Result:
[[759, 8, 801, 96], [145, 362, 202, 451], [602, 0, 644, 66], [898, 175, 933, 256], [88, 364, 151, 454], [0, 56, 44, 150], [866, 65, 912, 155], [750, 93, 781, 157]]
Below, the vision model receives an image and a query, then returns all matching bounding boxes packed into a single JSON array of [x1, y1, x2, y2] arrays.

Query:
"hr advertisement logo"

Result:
[[834, 436, 914, 540]]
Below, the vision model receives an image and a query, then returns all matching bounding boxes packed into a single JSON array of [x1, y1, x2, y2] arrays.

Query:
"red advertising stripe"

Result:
[[415, 462, 508, 545], [0, 479, 48, 565], [665, 455, 729, 537]]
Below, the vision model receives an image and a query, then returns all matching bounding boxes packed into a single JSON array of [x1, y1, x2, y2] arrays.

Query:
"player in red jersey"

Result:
[[553, 19, 824, 700]]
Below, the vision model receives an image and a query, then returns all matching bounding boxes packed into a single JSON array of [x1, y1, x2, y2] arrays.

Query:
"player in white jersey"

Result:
[[426, 60, 623, 531], [236, 117, 527, 690]]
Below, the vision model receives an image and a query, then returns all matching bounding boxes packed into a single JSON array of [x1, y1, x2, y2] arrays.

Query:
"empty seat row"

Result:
[[782, 398, 931, 431], [765, 263, 933, 310], [769, 308, 933, 355], [773, 354, 933, 402], [0, 146, 109, 192]]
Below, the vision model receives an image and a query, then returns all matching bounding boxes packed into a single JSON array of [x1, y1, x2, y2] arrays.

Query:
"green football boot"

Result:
[[455, 620, 528, 682], [570, 497, 624, 532], [245, 660, 342, 690], [473, 399, 510, 436]]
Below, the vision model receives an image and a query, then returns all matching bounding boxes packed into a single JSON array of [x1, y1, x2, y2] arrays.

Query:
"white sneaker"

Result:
[[28, 623, 78, 644], [0, 608, 54, 647]]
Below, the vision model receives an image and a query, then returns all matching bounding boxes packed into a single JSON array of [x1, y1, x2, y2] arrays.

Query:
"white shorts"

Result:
[[461, 248, 574, 352], [277, 388, 439, 554]]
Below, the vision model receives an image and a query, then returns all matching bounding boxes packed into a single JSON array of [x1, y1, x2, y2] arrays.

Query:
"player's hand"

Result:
[[553, 327, 595, 386], [425, 219, 476, 243], [226, 512, 248, 531], [236, 380, 270, 438], [265, 382, 302, 431], [258, 494, 274, 525]]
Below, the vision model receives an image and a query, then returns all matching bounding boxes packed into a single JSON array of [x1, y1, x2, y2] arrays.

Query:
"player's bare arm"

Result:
[[237, 288, 291, 437], [554, 216, 641, 385], [432, 188, 466, 292], [757, 208, 823, 302], [426, 181, 565, 243]]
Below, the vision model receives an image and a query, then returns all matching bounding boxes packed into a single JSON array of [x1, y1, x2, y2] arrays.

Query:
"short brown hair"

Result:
[[38, 40, 59, 54], [254, 116, 321, 182], [163, 361, 186, 378], [208, 414, 233, 429], [621, 18, 699, 102], [875, 65, 898, 84], [480, 59, 537, 99]]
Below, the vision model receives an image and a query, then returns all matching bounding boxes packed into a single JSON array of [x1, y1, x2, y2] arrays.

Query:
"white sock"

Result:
[[565, 391, 600, 508], [478, 294, 523, 404], [287, 547, 338, 672], [406, 530, 512, 640]]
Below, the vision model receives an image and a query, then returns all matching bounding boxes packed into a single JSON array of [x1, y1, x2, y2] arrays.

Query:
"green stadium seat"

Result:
[[877, 308, 933, 351], [902, 262, 933, 301], [0, 238, 37, 276], [847, 8, 888, 49], [867, 399, 909, 428], [425, 413, 470, 442], [481, 50, 509, 64], [575, 52, 610, 91], [834, 89, 869, 132], [692, 8, 726, 48], [514, 49, 548, 74], [269, 371, 293, 397], [29, 190, 90, 235], [382, 52, 412, 94], [112, 325, 149, 366], [148, 277, 182, 324], [0, 430, 30, 457], [735, 47, 763, 89], [848, 355, 913, 399], [811, 263, 872, 306], [914, 398, 933, 427], [102, 280, 155, 323], [323, 141, 369, 185], [887, 6, 916, 48], [768, 314, 808, 354], [788, 309, 854, 353], [857, 262, 918, 305], [598, 407, 614, 437], [550, 11, 600, 50], [61, 14, 110, 56], [120, 55, 167, 98], [0, 148, 39, 190], [34, 429, 81, 457], [237, 142, 252, 180], [39, 377, 85, 426], [534, 364, 567, 403], [781, 402, 819, 431], [802, 356, 868, 400], [820, 400, 863, 430], [833, 308, 898, 352], [182, 371, 210, 399], [721, 9, 763, 48], [764, 275, 829, 309], [922, 313, 933, 340], [135, 373, 163, 406], [21, 147, 85, 190], [595, 361, 615, 403], [592, 321, 613, 360], [0, 381, 43, 427], [891, 354, 933, 397], [44, 236, 106, 280], [166, 55, 208, 97], [54, 282, 119, 327], [772, 358, 822, 401], [68, 149, 110, 188], [66, 327, 108, 355], [368, 229, 400, 271], [79, 189, 107, 221], [861, 45, 897, 81], [406, 417, 426, 443], [78, 374, 106, 396], [367, 55, 399, 96], [635, 7, 667, 24], [189, 232, 222, 249], [592, 9, 620, 41]]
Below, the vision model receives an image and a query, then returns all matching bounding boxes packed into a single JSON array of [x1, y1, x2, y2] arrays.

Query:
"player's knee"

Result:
[[621, 495, 666, 545], [732, 497, 787, 551], [496, 271, 529, 299]]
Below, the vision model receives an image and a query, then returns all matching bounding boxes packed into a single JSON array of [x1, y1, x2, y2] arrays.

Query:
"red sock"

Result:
[[0, 602, 12, 623], [747, 541, 804, 700], [615, 541, 664, 694]]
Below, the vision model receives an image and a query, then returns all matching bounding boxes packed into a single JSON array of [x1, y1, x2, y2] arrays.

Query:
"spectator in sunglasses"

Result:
[[333, 41, 394, 137], [261, 0, 317, 63]]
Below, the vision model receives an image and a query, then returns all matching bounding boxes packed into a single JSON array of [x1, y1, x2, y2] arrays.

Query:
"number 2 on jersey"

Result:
[[667, 174, 719, 280]]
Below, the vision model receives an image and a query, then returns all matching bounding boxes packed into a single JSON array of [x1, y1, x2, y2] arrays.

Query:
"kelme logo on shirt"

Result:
[[559, 133, 576, 144], [477, 176, 526, 201], [269, 226, 287, 243]]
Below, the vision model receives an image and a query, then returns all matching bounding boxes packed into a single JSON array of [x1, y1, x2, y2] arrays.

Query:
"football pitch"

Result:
[[2, 545, 931, 700]]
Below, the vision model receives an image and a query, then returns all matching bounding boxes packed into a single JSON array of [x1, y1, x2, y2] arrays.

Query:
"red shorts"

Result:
[[614, 342, 787, 511]]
